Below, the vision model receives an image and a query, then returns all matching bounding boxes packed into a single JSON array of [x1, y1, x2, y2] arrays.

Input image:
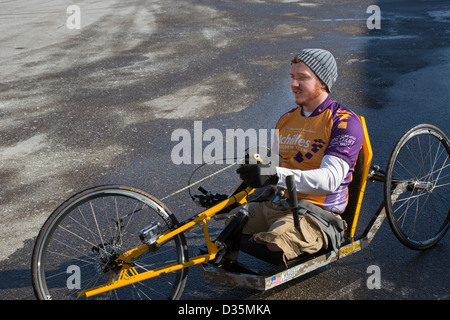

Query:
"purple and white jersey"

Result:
[[275, 96, 364, 212]]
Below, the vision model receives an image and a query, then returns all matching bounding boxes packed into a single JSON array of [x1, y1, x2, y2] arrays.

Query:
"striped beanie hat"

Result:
[[292, 49, 338, 91]]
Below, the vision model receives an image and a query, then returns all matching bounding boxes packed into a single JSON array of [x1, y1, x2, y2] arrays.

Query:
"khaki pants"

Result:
[[241, 201, 328, 261]]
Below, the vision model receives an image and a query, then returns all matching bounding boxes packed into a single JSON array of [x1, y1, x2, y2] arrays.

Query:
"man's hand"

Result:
[[236, 163, 279, 188]]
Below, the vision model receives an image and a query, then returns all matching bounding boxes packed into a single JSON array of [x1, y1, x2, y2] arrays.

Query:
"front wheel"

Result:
[[384, 124, 450, 250], [31, 185, 189, 300]]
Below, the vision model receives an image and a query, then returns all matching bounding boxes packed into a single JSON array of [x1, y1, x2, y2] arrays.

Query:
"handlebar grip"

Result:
[[286, 175, 301, 232], [285, 175, 298, 208], [198, 186, 208, 195]]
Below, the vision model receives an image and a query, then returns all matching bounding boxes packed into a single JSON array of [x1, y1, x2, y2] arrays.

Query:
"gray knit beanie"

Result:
[[292, 49, 338, 91]]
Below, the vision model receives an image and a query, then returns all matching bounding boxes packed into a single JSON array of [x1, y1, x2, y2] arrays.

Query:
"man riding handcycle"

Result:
[[213, 49, 362, 266]]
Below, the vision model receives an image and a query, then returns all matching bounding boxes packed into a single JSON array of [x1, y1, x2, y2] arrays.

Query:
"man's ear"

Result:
[[320, 80, 329, 92]]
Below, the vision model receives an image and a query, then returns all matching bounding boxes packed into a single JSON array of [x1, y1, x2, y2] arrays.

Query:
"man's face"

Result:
[[289, 62, 326, 109]]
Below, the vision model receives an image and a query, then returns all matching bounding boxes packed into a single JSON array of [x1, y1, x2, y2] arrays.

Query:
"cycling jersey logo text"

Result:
[[279, 132, 325, 164], [279, 133, 311, 148]]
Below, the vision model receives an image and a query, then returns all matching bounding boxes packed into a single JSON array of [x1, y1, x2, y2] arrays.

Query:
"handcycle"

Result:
[[31, 119, 450, 300]]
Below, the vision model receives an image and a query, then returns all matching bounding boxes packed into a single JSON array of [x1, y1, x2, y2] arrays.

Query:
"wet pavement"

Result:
[[0, 0, 449, 300]]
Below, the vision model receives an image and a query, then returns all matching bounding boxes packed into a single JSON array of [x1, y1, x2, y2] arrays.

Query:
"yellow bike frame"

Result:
[[77, 187, 254, 298]]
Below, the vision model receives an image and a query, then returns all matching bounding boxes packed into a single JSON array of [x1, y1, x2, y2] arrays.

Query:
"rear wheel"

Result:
[[384, 124, 450, 250], [31, 185, 188, 300]]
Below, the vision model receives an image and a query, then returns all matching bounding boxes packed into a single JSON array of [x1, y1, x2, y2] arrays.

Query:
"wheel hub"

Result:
[[412, 180, 434, 193], [92, 243, 122, 275]]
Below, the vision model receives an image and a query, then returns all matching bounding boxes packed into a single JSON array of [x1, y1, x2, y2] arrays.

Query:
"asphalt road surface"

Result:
[[1, 0, 449, 300]]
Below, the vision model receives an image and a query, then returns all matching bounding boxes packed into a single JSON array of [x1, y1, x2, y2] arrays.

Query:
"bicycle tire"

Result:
[[384, 124, 450, 250], [31, 185, 189, 300]]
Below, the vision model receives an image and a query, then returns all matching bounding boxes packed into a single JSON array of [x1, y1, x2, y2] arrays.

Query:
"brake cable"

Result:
[[159, 159, 238, 201], [160, 145, 271, 202]]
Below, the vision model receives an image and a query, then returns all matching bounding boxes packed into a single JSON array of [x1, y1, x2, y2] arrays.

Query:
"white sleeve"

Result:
[[275, 155, 350, 194]]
